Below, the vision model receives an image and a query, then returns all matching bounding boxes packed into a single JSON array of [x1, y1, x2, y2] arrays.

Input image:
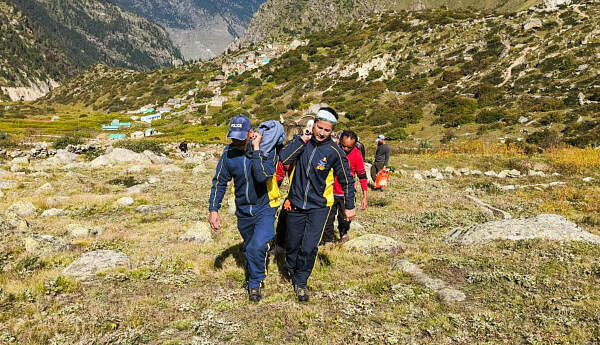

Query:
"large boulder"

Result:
[[343, 234, 399, 254], [126, 183, 150, 195], [142, 150, 173, 165], [116, 197, 134, 206], [445, 214, 600, 245], [179, 222, 214, 244], [41, 208, 66, 217], [24, 234, 68, 254], [7, 201, 37, 218], [35, 183, 54, 195], [62, 250, 130, 280], [89, 148, 152, 168], [45, 149, 79, 166]]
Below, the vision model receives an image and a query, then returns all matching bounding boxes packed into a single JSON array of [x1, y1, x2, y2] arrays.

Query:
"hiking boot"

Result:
[[340, 234, 350, 244], [294, 285, 309, 302], [248, 286, 261, 302]]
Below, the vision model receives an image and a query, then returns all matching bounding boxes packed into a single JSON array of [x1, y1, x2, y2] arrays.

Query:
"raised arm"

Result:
[[279, 135, 307, 165], [251, 149, 276, 183]]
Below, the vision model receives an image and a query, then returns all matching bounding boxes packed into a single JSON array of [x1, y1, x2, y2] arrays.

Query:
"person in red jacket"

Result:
[[322, 130, 368, 245]]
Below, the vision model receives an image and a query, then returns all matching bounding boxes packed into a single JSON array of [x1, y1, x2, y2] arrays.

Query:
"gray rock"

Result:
[[192, 164, 207, 176], [24, 234, 68, 254], [126, 183, 150, 194], [392, 260, 465, 303], [445, 214, 600, 245], [11, 156, 29, 165], [147, 176, 160, 184], [470, 170, 482, 176], [413, 172, 424, 181], [350, 221, 363, 230], [179, 221, 214, 244], [0, 212, 29, 232], [484, 171, 498, 177], [62, 250, 130, 280], [7, 201, 37, 218], [66, 224, 104, 238], [117, 197, 134, 206], [528, 170, 546, 177], [126, 165, 147, 174], [41, 208, 66, 217], [161, 165, 184, 174], [45, 149, 78, 166], [89, 148, 152, 168], [143, 150, 173, 165], [184, 156, 205, 165], [0, 180, 18, 189], [35, 183, 54, 195], [343, 234, 399, 254], [135, 205, 165, 214]]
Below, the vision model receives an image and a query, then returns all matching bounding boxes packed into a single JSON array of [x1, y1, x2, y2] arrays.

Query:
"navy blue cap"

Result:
[[227, 115, 252, 141]]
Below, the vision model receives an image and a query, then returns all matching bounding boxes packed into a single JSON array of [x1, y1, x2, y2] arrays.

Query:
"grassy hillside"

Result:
[[14, 1, 598, 151]]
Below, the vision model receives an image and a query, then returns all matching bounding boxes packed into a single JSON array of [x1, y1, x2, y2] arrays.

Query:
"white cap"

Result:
[[376, 135, 385, 142]]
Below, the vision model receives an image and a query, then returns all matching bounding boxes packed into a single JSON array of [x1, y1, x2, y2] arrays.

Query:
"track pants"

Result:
[[237, 206, 276, 288], [322, 195, 350, 243], [285, 206, 331, 287]]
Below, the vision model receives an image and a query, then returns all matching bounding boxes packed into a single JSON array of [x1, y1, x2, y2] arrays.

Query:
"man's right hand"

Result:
[[209, 211, 221, 231]]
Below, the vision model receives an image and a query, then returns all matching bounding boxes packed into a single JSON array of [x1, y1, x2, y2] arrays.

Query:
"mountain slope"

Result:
[[110, 0, 266, 60], [0, 0, 182, 101], [238, 0, 562, 46]]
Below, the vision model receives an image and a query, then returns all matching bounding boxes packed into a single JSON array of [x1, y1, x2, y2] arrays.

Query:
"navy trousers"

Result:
[[237, 206, 276, 288], [285, 207, 331, 287]]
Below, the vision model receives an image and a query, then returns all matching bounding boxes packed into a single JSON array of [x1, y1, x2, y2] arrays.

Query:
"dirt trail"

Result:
[[498, 47, 534, 87]]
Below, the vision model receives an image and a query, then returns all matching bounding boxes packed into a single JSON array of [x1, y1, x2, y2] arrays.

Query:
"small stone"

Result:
[[117, 197, 134, 206], [413, 172, 424, 181], [41, 208, 66, 217], [528, 170, 545, 177], [179, 221, 214, 244], [62, 250, 130, 280], [497, 170, 509, 178], [470, 170, 482, 176], [126, 183, 150, 194], [350, 221, 363, 230], [67, 224, 104, 238], [148, 176, 160, 184], [583, 177, 593, 182], [507, 169, 521, 178], [192, 164, 207, 176], [126, 165, 147, 174], [0, 212, 29, 232], [7, 201, 37, 218], [484, 171, 497, 177], [343, 234, 399, 254], [36, 183, 54, 195], [161, 165, 184, 174], [135, 205, 165, 214]]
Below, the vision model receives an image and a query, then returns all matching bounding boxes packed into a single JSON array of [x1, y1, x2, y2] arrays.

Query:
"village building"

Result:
[[141, 113, 162, 123], [209, 95, 228, 107]]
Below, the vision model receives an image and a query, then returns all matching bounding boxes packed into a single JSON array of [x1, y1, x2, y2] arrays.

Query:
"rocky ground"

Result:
[[0, 144, 599, 344]]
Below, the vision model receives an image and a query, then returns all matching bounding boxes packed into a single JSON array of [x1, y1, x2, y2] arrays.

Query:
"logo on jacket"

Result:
[[316, 157, 327, 170]]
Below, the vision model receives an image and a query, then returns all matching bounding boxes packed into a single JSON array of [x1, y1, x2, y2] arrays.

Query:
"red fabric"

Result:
[[276, 161, 292, 185], [375, 169, 390, 189], [333, 147, 368, 196]]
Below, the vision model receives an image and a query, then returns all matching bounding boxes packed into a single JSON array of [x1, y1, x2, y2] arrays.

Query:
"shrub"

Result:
[[476, 109, 506, 124], [108, 176, 141, 187], [526, 129, 562, 149], [52, 136, 83, 149], [435, 96, 478, 127], [386, 128, 408, 141], [114, 140, 166, 154]]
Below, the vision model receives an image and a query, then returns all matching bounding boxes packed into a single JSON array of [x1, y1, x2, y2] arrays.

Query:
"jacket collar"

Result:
[[310, 136, 332, 146]]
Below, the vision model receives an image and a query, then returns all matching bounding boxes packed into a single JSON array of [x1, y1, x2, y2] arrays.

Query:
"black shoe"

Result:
[[248, 287, 261, 302], [294, 285, 309, 302]]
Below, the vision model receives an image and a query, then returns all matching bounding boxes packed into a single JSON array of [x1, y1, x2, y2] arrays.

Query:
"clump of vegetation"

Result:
[[435, 96, 478, 127], [52, 135, 83, 149], [526, 129, 562, 149], [114, 140, 166, 155], [83, 147, 106, 161], [107, 176, 140, 187]]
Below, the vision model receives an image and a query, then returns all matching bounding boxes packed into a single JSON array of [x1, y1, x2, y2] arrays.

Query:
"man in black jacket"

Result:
[[371, 134, 390, 184], [279, 107, 356, 302]]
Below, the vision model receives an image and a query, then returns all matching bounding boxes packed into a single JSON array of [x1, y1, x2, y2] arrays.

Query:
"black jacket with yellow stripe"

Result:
[[280, 135, 355, 210]]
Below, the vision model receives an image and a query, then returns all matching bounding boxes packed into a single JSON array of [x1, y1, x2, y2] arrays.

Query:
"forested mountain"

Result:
[[110, 0, 266, 60], [0, 0, 182, 101]]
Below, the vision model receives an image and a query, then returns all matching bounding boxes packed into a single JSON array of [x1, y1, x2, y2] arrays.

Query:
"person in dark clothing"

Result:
[[371, 134, 390, 183], [208, 115, 280, 302], [179, 140, 188, 153], [322, 130, 368, 245], [279, 107, 356, 302]]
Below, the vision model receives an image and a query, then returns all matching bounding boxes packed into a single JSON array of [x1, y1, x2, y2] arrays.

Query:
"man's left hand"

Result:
[[252, 132, 263, 151], [360, 195, 368, 210], [345, 208, 356, 222]]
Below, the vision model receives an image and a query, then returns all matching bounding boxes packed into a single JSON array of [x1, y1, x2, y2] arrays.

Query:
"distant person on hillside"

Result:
[[208, 115, 281, 302], [179, 140, 188, 153], [321, 130, 368, 246], [279, 107, 356, 302], [371, 135, 390, 185]]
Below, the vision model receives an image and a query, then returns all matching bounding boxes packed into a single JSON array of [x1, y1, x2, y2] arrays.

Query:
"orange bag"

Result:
[[375, 169, 390, 189]]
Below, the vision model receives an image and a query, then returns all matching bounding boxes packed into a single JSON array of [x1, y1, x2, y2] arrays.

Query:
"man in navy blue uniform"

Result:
[[208, 115, 281, 302], [279, 107, 356, 302]]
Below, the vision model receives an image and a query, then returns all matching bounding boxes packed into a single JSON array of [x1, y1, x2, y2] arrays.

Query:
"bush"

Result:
[[526, 129, 562, 149], [476, 109, 506, 124], [108, 176, 141, 187], [114, 140, 166, 154], [52, 136, 83, 149], [386, 128, 408, 141], [435, 96, 478, 127]]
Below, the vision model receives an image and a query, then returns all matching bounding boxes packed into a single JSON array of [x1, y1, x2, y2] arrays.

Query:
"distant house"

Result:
[[102, 119, 130, 130], [261, 57, 271, 65], [130, 131, 144, 139], [158, 107, 172, 114], [209, 95, 228, 107], [145, 128, 156, 137], [143, 108, 155, 114], [141, 113, 162, 123], [166, 98, 181, 106]]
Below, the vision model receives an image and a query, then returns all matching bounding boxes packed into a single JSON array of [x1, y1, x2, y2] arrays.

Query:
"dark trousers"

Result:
[[237, 206, 276, 288], [285, 207, 331, 287], [274, 208, 288, 247], [370, 162, 385, 183], [322, 196, 349, 243]]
